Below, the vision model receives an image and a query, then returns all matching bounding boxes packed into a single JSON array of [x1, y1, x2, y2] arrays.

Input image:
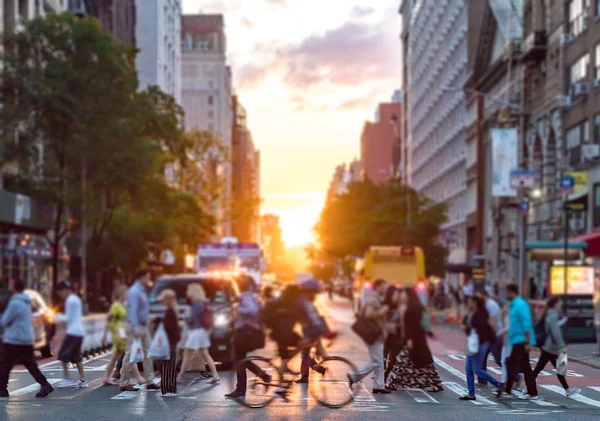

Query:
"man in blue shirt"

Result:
[[119, 270, 160, 392], [497, 283, 539, 400]]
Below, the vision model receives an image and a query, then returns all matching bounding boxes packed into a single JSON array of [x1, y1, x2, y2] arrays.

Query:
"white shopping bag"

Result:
[[467, 330, 479, 355], [149, 323, 171, 360], [556, 353, 568, 376], [129, 338, 145, 364]]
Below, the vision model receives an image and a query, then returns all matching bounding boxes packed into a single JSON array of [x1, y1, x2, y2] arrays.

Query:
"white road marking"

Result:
[[406, 388, 439, 403], [111, 391, 139, 400], [10, 378, 62, 396], [508, 390, 559, 407], [51, 378, 103, 399], [542, 385, 600, 408], [442, 381, 485, 405], [434, 357, 468, 381]]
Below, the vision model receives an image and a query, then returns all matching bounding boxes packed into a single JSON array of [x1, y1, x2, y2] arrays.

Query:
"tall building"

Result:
[[400, 0, 469, 277], [359, 102, 401, 183], [135, 0, 181, 103], [3, 0, 65, 32], [181, 14, 233, 237], [70, 0, 136, 46], [328, 159, 361, 198], [231, 95, 260, 242]]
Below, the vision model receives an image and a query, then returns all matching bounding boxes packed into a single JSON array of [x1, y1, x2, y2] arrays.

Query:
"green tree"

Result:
[[314, 180, 449, 277]]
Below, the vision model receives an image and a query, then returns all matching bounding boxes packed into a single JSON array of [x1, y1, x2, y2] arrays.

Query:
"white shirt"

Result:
[[56, 294, 84, 337], [485, 297, 503, 333]]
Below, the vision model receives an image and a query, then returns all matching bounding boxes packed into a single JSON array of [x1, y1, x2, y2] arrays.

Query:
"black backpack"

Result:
[[534, 311, 548, 347]]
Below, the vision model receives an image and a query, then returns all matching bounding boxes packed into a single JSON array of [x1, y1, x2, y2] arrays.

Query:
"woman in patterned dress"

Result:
[[386, 287, 443, 393]]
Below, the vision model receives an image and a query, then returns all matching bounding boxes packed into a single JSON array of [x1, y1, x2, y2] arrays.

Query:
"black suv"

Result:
[[148, 273, 241, 368]]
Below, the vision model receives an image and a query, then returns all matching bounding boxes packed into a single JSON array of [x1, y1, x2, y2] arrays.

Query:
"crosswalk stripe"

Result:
[[51, 378, 104, 399], [434, 357, 467, 381], [442, 381, 485, 405], [541, 385, 600, 408], [508, 390, 560, 407], [10, 378, 62, 396], [406, 388, 438, 403]]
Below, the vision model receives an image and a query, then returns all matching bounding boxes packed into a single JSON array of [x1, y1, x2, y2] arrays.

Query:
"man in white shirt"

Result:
[[55, 282, 87, 388], [477, 289, 503, 386]]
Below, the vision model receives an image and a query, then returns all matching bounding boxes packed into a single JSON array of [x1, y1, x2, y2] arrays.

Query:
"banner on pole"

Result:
[[491, 128, 518, 197]]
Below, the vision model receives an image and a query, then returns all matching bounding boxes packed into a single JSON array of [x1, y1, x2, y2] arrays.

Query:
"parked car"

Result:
[[148, 273, 240, 368], [0, 289, 55, 358]]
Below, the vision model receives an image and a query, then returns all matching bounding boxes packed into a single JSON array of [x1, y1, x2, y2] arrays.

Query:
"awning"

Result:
[[446, 248, 470, 273], [570, 231, 600, 257], [526, 240, 587, 261]]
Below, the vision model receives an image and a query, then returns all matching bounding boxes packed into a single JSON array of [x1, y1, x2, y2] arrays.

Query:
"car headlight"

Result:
[[214, 314, 229, 327]]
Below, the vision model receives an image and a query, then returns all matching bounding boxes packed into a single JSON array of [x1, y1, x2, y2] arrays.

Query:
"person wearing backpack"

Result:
[[225, 277, 269, 399], [177, 283, 220, 384], [532, 296, 581, 397]]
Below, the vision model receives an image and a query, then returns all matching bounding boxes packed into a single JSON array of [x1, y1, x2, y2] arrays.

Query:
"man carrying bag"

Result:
[[349, 279, 390, 394]]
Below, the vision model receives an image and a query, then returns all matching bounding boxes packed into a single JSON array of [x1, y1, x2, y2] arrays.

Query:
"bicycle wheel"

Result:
[[236, 356, 282, 409], [308, 356, 357, 408]]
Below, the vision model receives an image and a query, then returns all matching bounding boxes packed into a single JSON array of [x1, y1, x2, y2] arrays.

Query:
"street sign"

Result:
[[560, 174, 575, 195], [520, 199, 530, 216], [510, 169, 536, 189]]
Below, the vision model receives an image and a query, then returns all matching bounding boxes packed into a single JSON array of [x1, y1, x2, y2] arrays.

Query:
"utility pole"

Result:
[[81, 156, 87, 311]]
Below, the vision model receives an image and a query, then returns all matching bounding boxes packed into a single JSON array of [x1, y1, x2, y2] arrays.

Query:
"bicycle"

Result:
[[234, 337, 357, 409]]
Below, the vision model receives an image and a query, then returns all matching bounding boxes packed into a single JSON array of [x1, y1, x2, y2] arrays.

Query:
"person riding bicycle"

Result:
[[262, 279, 333, 383]]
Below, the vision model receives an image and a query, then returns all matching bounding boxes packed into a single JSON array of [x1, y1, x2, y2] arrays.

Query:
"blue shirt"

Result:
[[126, 282, 149, 330], [508, 296, 536, 347], [188, 301, 205, 330]]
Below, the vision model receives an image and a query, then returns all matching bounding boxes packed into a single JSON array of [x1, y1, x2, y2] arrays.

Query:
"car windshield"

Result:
[[198, 256, 235, 270], [238, 256, 260, 271], [149, 277, 235, 305]]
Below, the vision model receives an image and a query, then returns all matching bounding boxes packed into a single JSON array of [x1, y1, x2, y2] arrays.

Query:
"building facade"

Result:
[[181, 14, 233, 237], [70, 0, 136, 46], [400, 0, 469, 276], [135, 0, 181, 103], [360, 102, 401, 183], [231, 95, 260, 242]]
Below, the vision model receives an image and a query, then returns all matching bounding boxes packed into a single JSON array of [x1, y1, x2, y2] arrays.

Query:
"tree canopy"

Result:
[[0, 13, 217, 299], [313, 180, 449, 277]]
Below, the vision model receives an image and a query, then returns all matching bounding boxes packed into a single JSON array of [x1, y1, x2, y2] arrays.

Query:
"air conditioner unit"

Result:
[[556, 94, 572, 108], [561, 33, 574, 44], [572, 81, 590, 97], [594, 79, 600, 89], [582, 144, 600, 161]]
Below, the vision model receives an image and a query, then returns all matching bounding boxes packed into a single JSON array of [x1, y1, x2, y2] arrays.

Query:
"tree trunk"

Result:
[[50, 201, 63, 306]]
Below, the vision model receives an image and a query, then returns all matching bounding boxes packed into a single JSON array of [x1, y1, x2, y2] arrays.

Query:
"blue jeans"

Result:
[[466, 342, 500, 396]]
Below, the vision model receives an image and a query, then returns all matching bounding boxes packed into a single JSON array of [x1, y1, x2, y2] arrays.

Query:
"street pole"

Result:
[[563, 192, 568, 297], [81, 156, 87, 311], [475, 95, 485, 258]]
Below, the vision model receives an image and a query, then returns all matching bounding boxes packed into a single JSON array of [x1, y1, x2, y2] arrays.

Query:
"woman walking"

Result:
[[157, 289, 181, 396], [459, 296, 501, 401], [532, 296, 581, 397], [177, 284, 220, 384], [383, 286, 402, 382], [386, 287, 443, 392], [101, 285, 144, 386]]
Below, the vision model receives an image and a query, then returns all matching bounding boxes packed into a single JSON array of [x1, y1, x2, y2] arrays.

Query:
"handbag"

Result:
[[352, 308, 382, 345], [467, 329, 479, 355], [556, 352, 568, 376]]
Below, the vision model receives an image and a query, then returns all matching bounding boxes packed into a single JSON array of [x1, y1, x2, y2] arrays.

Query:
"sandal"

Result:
[[208, 378, 220, 385]]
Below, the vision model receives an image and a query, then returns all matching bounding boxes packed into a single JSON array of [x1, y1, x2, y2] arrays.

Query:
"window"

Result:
[[595, 183, 600, 227], [597, 0, 600, 16], [568, 0, 590, 36], [566, 120, 590, 165], [569, 53, 590, 86], [595, 113, 600, 143], [208, 96, 213, 106]]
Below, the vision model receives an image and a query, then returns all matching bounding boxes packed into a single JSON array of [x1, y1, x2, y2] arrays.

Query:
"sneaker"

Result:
[[55, 379, 76, 388], [566, 387, 581, 398], [75, 380, 89, 388], [519, 394, 540, 401], [161, 393, 178, 397], [35, 384, 54, 398], [295, 376, 309, 384], [459, 395, 476, 401]]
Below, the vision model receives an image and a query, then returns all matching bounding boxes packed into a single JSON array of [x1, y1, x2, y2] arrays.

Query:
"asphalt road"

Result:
[[2, 295, 600, 421]]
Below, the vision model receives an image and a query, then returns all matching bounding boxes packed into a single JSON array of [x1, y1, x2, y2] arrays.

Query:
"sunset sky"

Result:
[[183, 0, 401, 246]]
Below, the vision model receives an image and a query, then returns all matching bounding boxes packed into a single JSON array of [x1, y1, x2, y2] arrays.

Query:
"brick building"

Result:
[[360, 102, 402, 183]]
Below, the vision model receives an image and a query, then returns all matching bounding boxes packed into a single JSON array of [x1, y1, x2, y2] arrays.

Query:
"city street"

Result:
[[0, 296, 599, 420]]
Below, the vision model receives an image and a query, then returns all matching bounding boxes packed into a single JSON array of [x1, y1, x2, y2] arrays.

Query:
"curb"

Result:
[[568, 356, 600, 370]]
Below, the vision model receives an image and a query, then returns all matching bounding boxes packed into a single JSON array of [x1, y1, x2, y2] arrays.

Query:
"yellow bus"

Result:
[[352, 246, 426, 315]]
